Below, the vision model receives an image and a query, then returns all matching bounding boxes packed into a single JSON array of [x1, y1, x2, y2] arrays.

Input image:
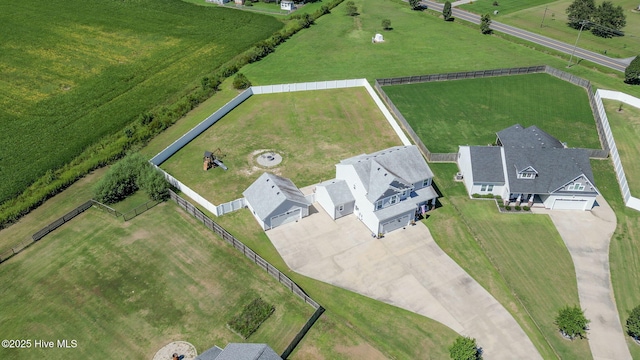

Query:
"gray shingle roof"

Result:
[[505, 147, 595, 194], [243, 173, 308, 221], [470, 146, 505, 184], [316, 179, 355, 205], [213, 343, 282, 360], [497, 124, 564, 149], [195, 346, 224, 360], [339, 146, 434, 202]]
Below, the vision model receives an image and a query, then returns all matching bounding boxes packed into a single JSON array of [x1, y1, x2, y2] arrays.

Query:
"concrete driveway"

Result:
[[533, 196, 631, 360], [268, 204, 542, 359]]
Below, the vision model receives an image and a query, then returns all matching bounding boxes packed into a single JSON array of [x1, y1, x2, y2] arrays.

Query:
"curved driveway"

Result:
[[267, 203, 542, 359], [422, 0, 629, 72], [533, 196, 631, 360]]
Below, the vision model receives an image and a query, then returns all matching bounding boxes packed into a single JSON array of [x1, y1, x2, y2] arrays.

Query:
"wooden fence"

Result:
[[375, 65, 611, 163], [169, 190, 321, 310]]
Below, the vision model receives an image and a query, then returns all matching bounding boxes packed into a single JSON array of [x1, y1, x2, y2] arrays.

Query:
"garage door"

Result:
[[553, 199, 587, 210], [270, 208, 301, 229], [381, 213, 411, 234]]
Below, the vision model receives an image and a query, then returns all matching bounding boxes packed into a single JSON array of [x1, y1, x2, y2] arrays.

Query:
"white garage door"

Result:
[[270, 208, 301, 229], [553, 199, 587, 210], [381, 213, 411, 234]]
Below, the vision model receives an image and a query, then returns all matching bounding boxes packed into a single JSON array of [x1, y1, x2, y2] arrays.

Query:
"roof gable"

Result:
[[497, 124, 564, 149], [243, 173, 308, 220], [469, 146, 505, 183], [211, 343, 282, 360], [316, 179, 354, 205]]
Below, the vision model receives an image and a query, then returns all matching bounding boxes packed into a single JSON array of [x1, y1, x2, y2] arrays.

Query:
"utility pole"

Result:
[[568, 20, 588, 67], [540, 6, 548, 28]]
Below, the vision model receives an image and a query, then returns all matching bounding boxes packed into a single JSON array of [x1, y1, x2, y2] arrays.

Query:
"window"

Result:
[[480, 184, 494, 192], [568, 183, 585, 191], [338, 204, 344, 212], [390, 196, 397, 205], [376, 201, 383, 210], [422, 179, 430, 187], [518, 172, 535, 179]]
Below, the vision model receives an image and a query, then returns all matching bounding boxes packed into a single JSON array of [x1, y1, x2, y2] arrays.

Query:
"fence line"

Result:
[[376, 65, 546, 86], [280, 306, 325, 359], [91, 200, 123, 217], [169, 190, 321, 309], [594, 90, 640, 211], [216, 198, 246, 217], [122, 200, 160, 221], [0, 200, 94, 264]]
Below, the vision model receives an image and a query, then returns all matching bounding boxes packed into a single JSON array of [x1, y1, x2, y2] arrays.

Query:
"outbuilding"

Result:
[[243, 172, 310, 230], [315, 179, 355, 220], [280, 0, 295, 11]]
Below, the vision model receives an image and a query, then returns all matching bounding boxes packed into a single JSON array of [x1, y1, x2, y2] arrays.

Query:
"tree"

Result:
[[480, 14, 492, 34], [624, 56, 640, 84], [566, 0, 596, 30], [233, 73, 251, 90], [138, 167, 170, 202], [591, 1, 626, 38], [409, 0, 421, 10], [345, 1, 358, 16], [555, 305, 590, 339], [382, 19, 391, 30], [443, 1, 452, 21], [449, 336, 481, 360], [627, 305, 640, 340], [93, 153, 147, 204]]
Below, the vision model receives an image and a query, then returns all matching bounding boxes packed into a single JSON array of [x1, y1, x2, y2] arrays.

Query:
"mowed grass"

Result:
[[0, 0, 282, 204], [498, 0, 640, 58], [592, 159, 640, 359], [161, 88, 402, 204], [603, 99, 640, 198], [214, 209, 460, 359], [0, 203, 312, 359], [383, 73, 600, 153], [458, 0, 556, 16], [427, 163, 591, 360]]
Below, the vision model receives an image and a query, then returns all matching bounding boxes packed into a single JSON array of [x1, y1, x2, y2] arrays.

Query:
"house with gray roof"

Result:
[[243, 172, 310, 230], [317, 145, 438, 235], [196, 343, 281, 360], [457, 124, 599, 210]]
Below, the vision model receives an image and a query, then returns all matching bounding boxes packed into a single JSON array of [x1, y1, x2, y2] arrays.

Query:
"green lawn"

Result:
[[383, 73, 600, 153], [0, 203, 312, 359], [161, 88, 402, 204], [0, 0, 282, 205], [427, 164, 591, 360], [458, 0, 557, 17], [497, 0, 640, 58], [591, 159, 640, 359], [603, 99, 640, 198]]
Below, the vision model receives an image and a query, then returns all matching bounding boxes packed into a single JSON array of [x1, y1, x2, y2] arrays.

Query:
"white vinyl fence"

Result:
[[150, 79, 412, 216], [594, 90, 640, 211]]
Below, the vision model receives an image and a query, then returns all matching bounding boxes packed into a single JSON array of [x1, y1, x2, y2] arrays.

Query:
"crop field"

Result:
[[497, 0, 640, 59], [426, 163, 590, 359], [0, 203, 312, 359], [0, 0, 282, 205], [160, 87, 402, 204], [603, 99, 640, 197], [383, 73, 600, 153]]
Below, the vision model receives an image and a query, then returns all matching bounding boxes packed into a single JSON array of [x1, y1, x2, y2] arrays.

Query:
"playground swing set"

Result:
[[203, 148, 228, 171]]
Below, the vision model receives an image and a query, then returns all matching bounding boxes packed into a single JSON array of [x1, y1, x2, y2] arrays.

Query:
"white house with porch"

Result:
[[457, 124, 599, 210], [317, 145, 438, 235]]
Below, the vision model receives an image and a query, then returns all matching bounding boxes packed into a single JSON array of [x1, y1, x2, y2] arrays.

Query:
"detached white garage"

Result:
[[243, 172, 310, 231]]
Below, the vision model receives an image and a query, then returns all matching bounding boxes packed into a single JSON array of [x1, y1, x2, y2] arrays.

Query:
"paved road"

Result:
[[268, 199, 543, 359], [422, 1, 630, 72], [533, 197, 632, 360]]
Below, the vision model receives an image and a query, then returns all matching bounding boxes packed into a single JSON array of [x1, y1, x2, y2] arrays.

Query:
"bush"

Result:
[[233, 73, 252, 90], [492, 0, 498, 5], [472, 193, 480, 198], [505, 205, 511, 211], [382, 19, 391, 30], [93, 153, 148, 204], [345, 1, 358, 16], [498, 202, 505, 208], [138, 167, 170, 202], [625, 55, 640, 85], [514, 205, 521, 211], [627, 305, 640, 340], [555, 305, 590, 340], [523, 206, 530, 211], [480, 14, 492, 34], [449, 336, 481, 360]]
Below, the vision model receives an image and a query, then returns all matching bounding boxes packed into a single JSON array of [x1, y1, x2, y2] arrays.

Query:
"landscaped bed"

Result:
[[383, 73, 600, 153], [160, 87, 402, 204]]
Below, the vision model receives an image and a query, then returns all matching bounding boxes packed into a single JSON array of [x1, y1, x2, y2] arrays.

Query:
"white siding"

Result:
[[315, 186, 337, 220], [245, 201, 267, 230], [457, 146, 475, 196]]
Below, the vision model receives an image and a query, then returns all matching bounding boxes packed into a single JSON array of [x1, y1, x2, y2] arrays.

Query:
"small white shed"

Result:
[[316, 179, 355, 220], [372, 33, 384, 43], [281, 0, 295, 11]]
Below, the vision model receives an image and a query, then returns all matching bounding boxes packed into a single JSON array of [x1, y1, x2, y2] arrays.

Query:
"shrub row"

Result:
[[471, 193, 502, 200], [0, 0, 345, 230]]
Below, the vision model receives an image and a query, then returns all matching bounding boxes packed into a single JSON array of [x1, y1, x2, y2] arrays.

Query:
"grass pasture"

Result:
[[0, 203, 312, 359], [161, 88, 402, 204], [498, 0, 640, 59], [603, 99, 640, 198], [0, 0, 282, 205], [458, 0, 556, 17], [427, 164, 590, 360], [383, 73, 599, 153]]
